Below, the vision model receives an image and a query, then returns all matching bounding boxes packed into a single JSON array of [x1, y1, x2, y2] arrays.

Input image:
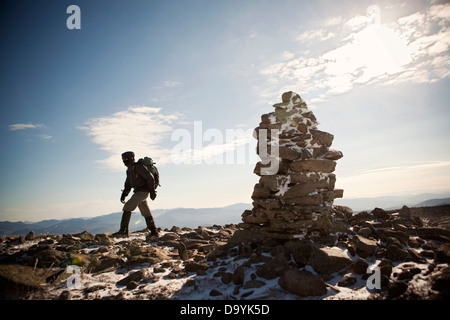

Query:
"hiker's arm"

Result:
[[122, 174, 132, 199]]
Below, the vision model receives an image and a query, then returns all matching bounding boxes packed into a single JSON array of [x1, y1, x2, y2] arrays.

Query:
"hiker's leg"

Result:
[[114, 211, 131, 236], [122, 192, 145, 212], [138, 197, 158, 236], [114, 193, 145, 237]]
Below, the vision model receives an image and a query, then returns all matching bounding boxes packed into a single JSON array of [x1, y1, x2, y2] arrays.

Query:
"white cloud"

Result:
[[429, 4, 450, 20], [9, 123, 44, 131], [344, 15, 369, 30], [81, 106, 182, 171], [163, 80, 182, 87], [38, 134, 53, 140], [324, 16, 342, 27], [296, 28, 335, 42], [281, 51, 295, 60], [171, 127, 255, 165], [260, 2, 450, 99], [152, 80, 182, 90], [81, 106, 257, 170]]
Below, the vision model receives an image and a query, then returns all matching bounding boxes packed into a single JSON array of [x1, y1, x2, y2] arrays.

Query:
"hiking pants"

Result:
[[123, 191, 152, 217]]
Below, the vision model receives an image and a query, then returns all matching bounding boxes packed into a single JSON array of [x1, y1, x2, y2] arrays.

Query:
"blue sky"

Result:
[[1, 0, 449, 222]]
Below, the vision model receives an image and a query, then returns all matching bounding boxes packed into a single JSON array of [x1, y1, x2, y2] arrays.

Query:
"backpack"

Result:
[[136, 157, 160, 189]]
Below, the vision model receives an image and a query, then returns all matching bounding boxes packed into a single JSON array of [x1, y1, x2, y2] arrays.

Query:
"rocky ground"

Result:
[[0, 205, 449, 300]]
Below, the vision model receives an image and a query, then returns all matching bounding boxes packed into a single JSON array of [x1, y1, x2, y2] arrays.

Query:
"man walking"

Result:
[[114, 151, 159, 238]]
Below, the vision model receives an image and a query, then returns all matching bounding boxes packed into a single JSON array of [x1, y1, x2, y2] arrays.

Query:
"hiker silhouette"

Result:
[[114, 151, 158, 238]]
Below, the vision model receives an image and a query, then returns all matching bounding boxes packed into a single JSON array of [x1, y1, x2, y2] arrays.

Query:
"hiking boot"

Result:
[[113, 211, 131, 237], [145, 216, 159, 238]]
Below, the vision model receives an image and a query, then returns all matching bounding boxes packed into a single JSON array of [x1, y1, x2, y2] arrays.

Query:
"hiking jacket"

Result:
[[123, 162, 155, 196]]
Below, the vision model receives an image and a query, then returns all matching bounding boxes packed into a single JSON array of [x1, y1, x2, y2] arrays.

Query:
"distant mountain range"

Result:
[[0, 203, 251, 236], [1, 194, 449, 236], [334, 193, 450, 212]]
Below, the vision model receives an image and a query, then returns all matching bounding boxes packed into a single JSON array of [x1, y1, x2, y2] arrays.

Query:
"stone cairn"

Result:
[[240, 91, 344, 241]]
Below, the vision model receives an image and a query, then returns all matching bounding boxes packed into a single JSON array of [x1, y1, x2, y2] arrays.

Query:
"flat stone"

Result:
[[283, 194, 323, 206], [353, 235, 378, 257], [386, 245, 408, 261], [310, 129, 334, 147], [278, 268, 327, 297], [244, 280, 266, 289], [308, 246, 353, 274], [280, 182, 318, 199], [290, 159, 336, 173], [323, 149, 343, 160]]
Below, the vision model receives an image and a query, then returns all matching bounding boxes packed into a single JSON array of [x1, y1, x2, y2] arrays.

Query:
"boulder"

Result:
[[371, 207, 389, 220], [28, 249, 67, 268], [73, 231, 95, 242], [221, 272, 233, 284], [435, 243, 450, 263], [352, 258, 369, 275], [399, 205, 412, 219], [387, 280, 408, 299], [417, 227, 450, 242], [94, 234, 113, 246], [178, 241, 189, 261], [87, 255, 123, 273], [378, 228, 409, 245], [244, 280, 266, 289], [386, 245, 408, 261], [431, 266, 450, 295], [25, 231, 35, 241], [184, 261, 209, 273], [337, 275, 357, 287], [0, 264, 55, 299], [353, 235, 377, 258], [288, 242, 317, 267], [232, 265, 245, 285], [256, 256, 290, 280], [278, 268, 327, 297], [116, 269, 146, 286], [308, 246, 352, 275], [209, 289, 223, 296]]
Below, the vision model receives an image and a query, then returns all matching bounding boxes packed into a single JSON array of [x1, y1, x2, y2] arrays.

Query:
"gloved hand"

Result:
[[120, 192, 126, 204], [150, 190, 157, 200]]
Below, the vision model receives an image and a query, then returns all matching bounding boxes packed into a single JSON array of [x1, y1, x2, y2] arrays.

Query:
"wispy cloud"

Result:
[[80, 106, 258, 170], [163, 80, 182, 88], [8, 123, 45, 131], [260, 2, 450, 100], [8, 123, 52, 141], [296, 28, 336, 42], [357, 161, 450, 175], [152, 80, 183, 90], [339, 160, 450, 197], [171, 127, 255, 165], [38, 134, 53, 140], [80, 106, 183, 171]]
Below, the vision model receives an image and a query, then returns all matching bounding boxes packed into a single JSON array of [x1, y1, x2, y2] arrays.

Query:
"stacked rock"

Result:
[[241, 91, 344, 240]]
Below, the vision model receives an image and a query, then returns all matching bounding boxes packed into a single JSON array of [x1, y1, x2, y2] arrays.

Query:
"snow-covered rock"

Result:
[[0, 204, 449, 300]]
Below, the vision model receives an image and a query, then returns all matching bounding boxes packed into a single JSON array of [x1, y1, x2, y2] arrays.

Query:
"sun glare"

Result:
[[358, 25, 413, 79], [323, 23, 415, 87]]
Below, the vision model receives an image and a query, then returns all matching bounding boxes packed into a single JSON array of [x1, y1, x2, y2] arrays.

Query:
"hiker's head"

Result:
[[121, 151, 135, 167]]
